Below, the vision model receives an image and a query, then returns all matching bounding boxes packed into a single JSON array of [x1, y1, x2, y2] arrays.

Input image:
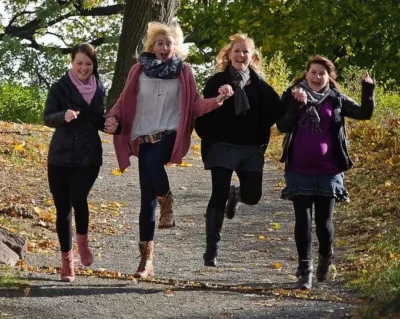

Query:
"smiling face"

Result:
[[71, 52, 93, 82], [228, 40, 252, 71], [153, 34, 175, 61], [305, 63, 330, 92]]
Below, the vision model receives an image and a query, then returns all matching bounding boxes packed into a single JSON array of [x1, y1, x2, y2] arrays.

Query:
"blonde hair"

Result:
[[143, 22, 187, 60], [216, 33, 263, 74]]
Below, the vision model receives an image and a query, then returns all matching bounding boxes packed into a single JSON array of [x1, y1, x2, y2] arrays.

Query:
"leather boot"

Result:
[[157, 192, 175, 229], [225, 186, 241, 220], [134, 241, 154, 278], [296, 259, 313, 290], [316, 252, 333, 282], [203, 208, 225, 267], [61, 250, 75, 282], [76, 233, 94, 267]]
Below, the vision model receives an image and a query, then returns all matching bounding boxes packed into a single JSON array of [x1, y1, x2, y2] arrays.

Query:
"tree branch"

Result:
[[2, 4, 124, 43]]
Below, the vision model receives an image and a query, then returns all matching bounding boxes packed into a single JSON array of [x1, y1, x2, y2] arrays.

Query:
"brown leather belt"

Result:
[[139, 130, 175, 144]]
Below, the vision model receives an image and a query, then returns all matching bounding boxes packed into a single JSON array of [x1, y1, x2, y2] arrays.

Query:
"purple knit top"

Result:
[[290, 100, 342, 175]]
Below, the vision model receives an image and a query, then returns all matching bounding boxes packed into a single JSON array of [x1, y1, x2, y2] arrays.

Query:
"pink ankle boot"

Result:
[[61, 250, 75, 282], [76, 233, 94, 266]]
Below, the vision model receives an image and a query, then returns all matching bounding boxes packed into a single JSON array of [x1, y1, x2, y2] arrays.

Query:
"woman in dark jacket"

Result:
[[44, 43, 106, 282], [277, 55, 374, 290], [195, 33, 281, 267]]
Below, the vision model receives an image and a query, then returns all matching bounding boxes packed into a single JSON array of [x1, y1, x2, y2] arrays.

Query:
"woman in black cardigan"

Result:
[[195, 33, 282, 267], [44, 43, 107, 282]]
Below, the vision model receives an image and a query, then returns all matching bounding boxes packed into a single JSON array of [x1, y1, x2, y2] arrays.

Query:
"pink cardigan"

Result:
[[107, 63, 222, 171]]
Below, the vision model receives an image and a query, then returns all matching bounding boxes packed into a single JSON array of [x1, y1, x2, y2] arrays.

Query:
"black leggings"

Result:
[[48, 165, 100, 252], [208, 167, 263, 210], [292, 195, 335, 261]]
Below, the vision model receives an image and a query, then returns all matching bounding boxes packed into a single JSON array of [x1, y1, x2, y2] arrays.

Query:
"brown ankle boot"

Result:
[[134, 241, 154, 278], [61, 250, 75, 282], [157, 192, 175, 229], [76, 233, 94, 267]]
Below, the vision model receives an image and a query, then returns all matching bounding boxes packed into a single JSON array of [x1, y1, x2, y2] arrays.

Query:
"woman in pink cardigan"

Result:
[[104, 22, 232, 278]]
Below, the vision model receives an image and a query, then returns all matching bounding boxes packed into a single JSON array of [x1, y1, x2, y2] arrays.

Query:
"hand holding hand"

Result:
[[291, 87, 307, 104], [64, 109, 80, 122], [362, 71, 374, 84], [216, 84, 234, 103], [104, 117, 118, 134]]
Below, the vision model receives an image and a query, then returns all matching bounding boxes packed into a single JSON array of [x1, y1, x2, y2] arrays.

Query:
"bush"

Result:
[[0, 83, 46, 124]]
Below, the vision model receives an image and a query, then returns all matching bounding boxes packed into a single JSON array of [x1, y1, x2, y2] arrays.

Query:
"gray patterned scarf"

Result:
[[139, 52, 183, 79], [228, 65, 251, 115], [298, 79, 330, 133]]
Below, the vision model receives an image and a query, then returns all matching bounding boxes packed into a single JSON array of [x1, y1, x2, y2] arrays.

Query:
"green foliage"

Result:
[[178, 0, 400, 85], [263, 51, 291, 96], [0, 83, 46, 124]]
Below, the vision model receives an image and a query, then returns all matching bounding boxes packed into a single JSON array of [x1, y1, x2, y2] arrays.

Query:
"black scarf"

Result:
[[298, 79, 331, 133], [228, 65, 251, 115], [139, 52, 183, 79]]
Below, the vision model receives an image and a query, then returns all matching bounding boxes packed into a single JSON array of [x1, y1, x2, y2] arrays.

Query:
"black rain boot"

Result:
[[203, 208, 224, 267], [225, 186, 241, 220], [296, 260, 313, 290], [316, 252, 333, 282]]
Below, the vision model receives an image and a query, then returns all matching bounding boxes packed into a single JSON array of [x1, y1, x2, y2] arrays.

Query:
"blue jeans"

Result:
[[138, 132, 176, 241]]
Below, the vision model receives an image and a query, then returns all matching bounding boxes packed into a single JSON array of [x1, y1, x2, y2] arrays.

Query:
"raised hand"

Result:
[[64, 109, 80, 122], [362, 71, 374, 84]]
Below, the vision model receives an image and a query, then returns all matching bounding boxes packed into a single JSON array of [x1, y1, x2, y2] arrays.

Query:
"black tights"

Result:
[[292, 195, 335, 261], [208, 167, 263, 210], [48, 165, 100, 252]]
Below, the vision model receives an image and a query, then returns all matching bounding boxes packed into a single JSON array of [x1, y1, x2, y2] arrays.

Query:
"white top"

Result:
[[132, 74, 181, 140]]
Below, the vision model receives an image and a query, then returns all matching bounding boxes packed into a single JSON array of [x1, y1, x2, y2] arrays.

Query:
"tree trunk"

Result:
[[106, 0, 179, 110]]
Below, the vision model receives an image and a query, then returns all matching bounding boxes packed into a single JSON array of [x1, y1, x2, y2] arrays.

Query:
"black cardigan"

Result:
[[44, 72, 106, 167], [195, 66, 282, 161]]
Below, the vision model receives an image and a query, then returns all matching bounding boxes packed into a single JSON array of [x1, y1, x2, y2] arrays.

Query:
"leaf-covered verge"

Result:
[[266, 87, 400, 318], [0, 121, 127, 264]]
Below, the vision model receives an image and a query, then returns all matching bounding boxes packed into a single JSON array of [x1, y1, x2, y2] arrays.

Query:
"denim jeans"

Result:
[[138, 131, 176, 241]]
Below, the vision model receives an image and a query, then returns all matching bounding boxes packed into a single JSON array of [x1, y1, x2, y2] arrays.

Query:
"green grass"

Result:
[[0, 266, 27, 289]]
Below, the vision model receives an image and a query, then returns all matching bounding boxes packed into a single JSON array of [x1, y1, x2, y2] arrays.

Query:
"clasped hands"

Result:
[[216, 84, 234, 103]]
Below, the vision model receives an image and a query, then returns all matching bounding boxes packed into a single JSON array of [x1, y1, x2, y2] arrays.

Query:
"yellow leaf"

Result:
[[271, 262, 282, 270], [258, 235, 265, 239], [389, 253, 396, 259], [179, 161, 192, 167], [193, 151, 201, 156], [112, 168, 122, 176], [101, 139, 110, 143], [385, 180, 392, 187], [273, 223, 281, 230], [33, 207, 42, 214], [14, 144, 24, 152], [192, 144, 201, 150]]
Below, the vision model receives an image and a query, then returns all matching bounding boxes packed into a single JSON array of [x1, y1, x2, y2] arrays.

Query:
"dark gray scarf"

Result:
[[298, 79, 330, 133], [228, 65, 251, 115], [139, 52, 183, 79]]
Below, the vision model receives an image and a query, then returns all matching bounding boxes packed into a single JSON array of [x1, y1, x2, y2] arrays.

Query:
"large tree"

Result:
[[107, 0, 179, 109]]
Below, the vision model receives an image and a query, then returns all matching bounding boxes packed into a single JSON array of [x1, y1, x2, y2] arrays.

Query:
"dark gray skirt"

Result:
[[281, 171, 349, 202], [204, 142, 265, 172]]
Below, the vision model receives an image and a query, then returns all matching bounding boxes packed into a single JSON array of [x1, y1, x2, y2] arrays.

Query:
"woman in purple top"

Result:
[[277, 55, 374, 290]]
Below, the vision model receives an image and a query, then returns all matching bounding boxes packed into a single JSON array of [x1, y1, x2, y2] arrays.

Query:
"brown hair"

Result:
[[71, 43, 99, 79], [294, 55, 340, 91], [215, 33, 263, 75]]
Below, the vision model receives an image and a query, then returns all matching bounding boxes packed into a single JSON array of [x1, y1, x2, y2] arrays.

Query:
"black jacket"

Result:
[[44, 72, 106, 167], [195, 66, 282, 161], [277, 81, 375, 172]]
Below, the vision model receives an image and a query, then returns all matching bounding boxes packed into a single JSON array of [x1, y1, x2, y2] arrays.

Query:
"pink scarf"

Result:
[[68, 69, 97, 104]]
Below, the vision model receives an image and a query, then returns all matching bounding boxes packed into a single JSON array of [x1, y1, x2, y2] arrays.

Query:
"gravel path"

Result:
[[0, 134, 361, 319]]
